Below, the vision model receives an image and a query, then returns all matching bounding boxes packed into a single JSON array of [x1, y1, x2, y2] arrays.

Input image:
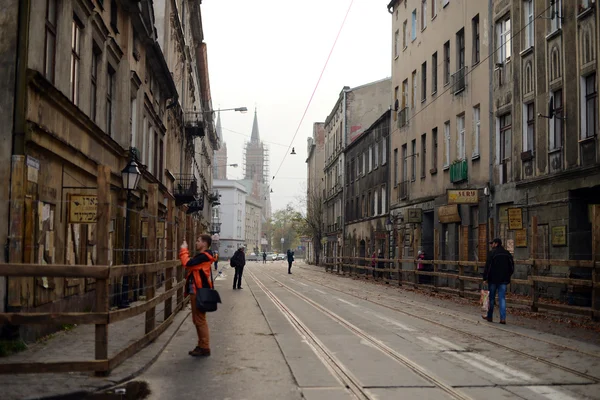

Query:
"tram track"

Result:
[[248, 268, 475, 400], [287, 265, 600, 385]]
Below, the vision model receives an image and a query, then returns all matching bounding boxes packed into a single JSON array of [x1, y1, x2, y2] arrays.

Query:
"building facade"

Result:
[[213, 179, 247, 259], [0, 0, 213, 333], [306, 122, 325, 264], [323, 79, 391, 262], [388, 0, 492, 264], [245, 195, 262, 255], [344, 111, 391, 260], [490, 0, 599, 302]]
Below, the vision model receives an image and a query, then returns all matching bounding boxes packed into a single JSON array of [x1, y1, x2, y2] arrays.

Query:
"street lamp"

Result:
[[205, 107, 248, 114], [120, 159, 142, 308]]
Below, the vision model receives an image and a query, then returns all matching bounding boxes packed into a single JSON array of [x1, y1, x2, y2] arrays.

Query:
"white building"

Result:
[[213, 179, 247, 259]]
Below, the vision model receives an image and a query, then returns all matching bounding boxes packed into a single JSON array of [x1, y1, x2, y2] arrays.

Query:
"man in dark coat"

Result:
[[483, 238, 514, 324], [231, 247, 246, 290], [286, 249, 294, 274]]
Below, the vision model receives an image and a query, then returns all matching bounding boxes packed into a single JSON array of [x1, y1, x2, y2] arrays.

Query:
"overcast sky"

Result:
[[202, 0, 391, 212]]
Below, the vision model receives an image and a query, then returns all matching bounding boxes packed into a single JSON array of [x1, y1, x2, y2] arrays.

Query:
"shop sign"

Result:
[[447, 189, 478, 204], [551, 226, 567, 247], [507, 208, 523, 230], [374, 231, 387, 240], [69, 195, 97, 223], [515, 229, 528, 247], [407, 208, 422, 223], [438, 204, 461, 224]]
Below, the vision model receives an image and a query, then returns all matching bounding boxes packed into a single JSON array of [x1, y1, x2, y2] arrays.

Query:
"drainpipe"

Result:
[[487, 0, 494, 242]]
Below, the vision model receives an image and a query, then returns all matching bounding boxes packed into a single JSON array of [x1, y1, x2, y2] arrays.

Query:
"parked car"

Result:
[[247, 253, 259, 262], [267, 252, 277, 261], [276, 253, 286, 261]]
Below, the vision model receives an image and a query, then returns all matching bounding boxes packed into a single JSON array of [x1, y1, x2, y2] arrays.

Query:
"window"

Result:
[[432, 0, 437, 18], [382, 137, 387, 165], [402, 144, 408, 182], [550, 90, 562, 150], [499, 114, 512, 161], [473, 106, 481, 157], [421, 62, 427, 101], [356, 155, 361, 176], [402, 79, 409, 109], [142, 116, 147, 164], [381, 185, 387, 214], [456, 28, 465, 70], [130, 95, 137, 148], [412, 70, 417, 108], [550, 0, 562, 32], [394, 29, 400, 58], [582, 74, 598, 139], [524, 0, 534, 49], [147, 125, 154, 173], [363, 152, 367, 174], [369, 146, 373, 172], [457, 115, 465, 160], [403, 20, 408, 48], [472, 15, 480, 64], [374, 143, 379, 168], [432, 52, 438, 93], [110, 0, 119, 33], [443, 121, 450, 167], [432, 128, 438, 170], [394, 148, 399, 185], [421, 134, 427, 178], [91, 47, 100, 122], [374, 190, 379, 216], [411, 10, 417, 40], [44, 0, 57, 83], [154, 130, 159, 176], [444, 41, 450, 84], [70, 18, 82, 105], [411, 139, 416, 181], [421, 0, 427, 30], [497, 17, 511, 63], [106, 66, 116, 136]]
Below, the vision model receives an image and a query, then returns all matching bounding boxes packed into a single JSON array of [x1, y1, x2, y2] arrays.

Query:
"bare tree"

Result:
[[295, 186, 324, 266]]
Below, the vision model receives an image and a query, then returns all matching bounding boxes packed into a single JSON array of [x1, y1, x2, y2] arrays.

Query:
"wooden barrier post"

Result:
[[176, 209, 185, 307], [164, 198, 175, 319], [459, 226, 468, 297], [7, 156, 26, 310], [433, 228, 439, 291], [95, 165, 111, 376], [592, 205, 600, 321], [531, 216, 539, 312], [145, 184, 158, 334]]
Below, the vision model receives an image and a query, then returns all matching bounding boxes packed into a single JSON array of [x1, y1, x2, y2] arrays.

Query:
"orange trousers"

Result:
[[190, 296, 210, 349]]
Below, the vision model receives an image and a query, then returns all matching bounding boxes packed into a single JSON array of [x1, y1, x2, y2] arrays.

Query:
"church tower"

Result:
[[213, 111, 228, 179], [242, 109, 271, 220]]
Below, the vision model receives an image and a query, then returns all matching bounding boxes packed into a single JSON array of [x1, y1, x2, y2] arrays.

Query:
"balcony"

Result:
[[210, 222, 222, 234], [398, 180, 409, 201], [398, 107, 409, 128], [186, 198, 204, 214], [208, 191, 220, 205], [450, 159, 468, 183], [451, 66, 467, 95], [184, 111, 205, 138], [174, 174, 198, 206]]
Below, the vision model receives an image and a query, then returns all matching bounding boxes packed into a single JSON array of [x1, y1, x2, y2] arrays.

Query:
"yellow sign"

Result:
[[515, 229, 527, 247], [448, 190, 478, 204], [69, 195, 98, 223], [508, 208, 523, 230], [551, 226, 567, 247], [438, 204, 461, 224]]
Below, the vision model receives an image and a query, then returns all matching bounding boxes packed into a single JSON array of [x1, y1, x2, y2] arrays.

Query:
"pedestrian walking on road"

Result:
[[262, 251, 267, 264], [231, 247, 246, 289], [482, 238, 514, 324], [287, 249, 294, 274], [179, 235, 215, 357], [213, 250, 219, 271]]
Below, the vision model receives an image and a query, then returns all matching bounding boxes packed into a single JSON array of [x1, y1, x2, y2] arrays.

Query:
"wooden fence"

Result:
[[0, 165, 190, 375], [323, 210, 600, 321]]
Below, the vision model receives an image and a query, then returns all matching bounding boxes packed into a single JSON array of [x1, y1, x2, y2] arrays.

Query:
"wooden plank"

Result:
[[8, 156, 26, 308], [164, 266, 174, 319], [592, 205, 600, 321], [531, 216, 539, 312], [108, 305, 177, 372], [460, 275, 484, 283], [531, 275, 592, 287], [0, 264, 110, 278], [534, 259, 594, 268], [146, 184, 158, 335], [95, 165, 111, 376], [109, 260, 179, 278], [538, 302, 593, 317], [109, 280, 184, 324], [0, 312, 108, 325], [0, 361, 108, 374], [511, 278, 531, 286], [165, 197, 175, 319]]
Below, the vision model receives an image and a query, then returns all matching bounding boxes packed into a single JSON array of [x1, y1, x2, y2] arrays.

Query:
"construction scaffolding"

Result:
[[242, 141, 270, 185]]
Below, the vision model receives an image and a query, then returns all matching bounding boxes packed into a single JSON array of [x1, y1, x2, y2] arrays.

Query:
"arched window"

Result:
[[582, 27, 595, 65], [524, 62, 533, 94], [551, 46, 561, 81]]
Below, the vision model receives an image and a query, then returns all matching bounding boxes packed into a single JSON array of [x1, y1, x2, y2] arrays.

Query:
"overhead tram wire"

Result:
[[391, 2, 554, 135], [271, 0, 355, 182]]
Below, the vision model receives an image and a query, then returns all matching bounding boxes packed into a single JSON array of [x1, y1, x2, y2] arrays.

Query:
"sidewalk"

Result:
[[0, 289, 189, 400]]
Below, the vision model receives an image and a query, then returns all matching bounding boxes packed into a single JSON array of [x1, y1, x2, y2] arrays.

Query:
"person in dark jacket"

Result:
[[231, 247, 246, 290], [483, 238, 514, 324], [287, 249, 294, 274], [262, 252, 267, 264]]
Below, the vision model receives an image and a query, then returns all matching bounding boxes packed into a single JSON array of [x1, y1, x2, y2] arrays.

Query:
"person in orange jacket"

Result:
[[179, 234, 215, 357]]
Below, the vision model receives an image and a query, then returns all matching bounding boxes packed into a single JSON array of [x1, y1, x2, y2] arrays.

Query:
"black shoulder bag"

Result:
[[195, 266, 222, 312]]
